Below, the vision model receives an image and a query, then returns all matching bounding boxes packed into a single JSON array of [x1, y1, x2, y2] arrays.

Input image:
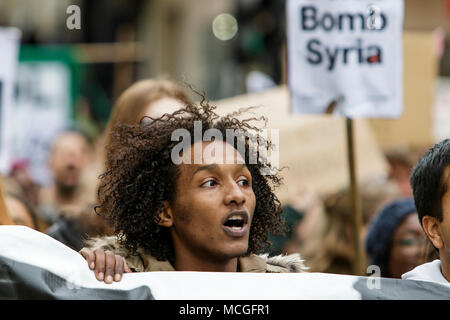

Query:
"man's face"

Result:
[[50, 133, 89, 192], [6, 197, 35, 229], [166, 140, 256, 263], [438, 166, 450, 259]]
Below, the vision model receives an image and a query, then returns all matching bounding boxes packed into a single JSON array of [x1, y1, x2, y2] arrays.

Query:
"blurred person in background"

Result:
[[38, 129, 93, 229], [81, 79, 193, 197], [4, 193, 39, 230], [8, 160, 40, 208], [46, 206, 116, 251], [2, 164, 44, 230], [266, 186, 323, 257], [384, 148, 426, 198], [38, 128, 118, 249], [404, 139, 450, 284], [45, 80, 194, 250], [103, 79, 193, 147], [294, 180, 399, 275], [365, 198, 428, 278]]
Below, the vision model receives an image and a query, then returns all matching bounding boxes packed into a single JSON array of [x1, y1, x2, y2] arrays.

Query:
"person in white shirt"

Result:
[[406, 139, 450, 284], [402, 259, 448, 284]]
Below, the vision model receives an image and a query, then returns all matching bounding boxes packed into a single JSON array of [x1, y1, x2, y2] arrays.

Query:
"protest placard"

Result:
[[287, 0, 404, 118]]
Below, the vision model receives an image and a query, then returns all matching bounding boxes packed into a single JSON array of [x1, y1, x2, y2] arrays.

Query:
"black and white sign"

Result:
[[287, 0, 404, 118], [0, 226, 449, 300]]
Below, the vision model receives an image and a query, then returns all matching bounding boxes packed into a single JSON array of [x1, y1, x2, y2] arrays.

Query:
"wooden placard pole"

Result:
[[0, 175, 14, 225], [345, 118, 365, 276]]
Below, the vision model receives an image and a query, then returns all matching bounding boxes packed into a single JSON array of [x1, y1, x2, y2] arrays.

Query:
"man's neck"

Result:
[[173, 251, 238, 272], [440, 255, 450, 282], [54, 184, 78, 205]]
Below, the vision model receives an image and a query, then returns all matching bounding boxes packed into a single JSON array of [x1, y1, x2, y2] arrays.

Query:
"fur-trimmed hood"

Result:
[[86, 236, 308, 273]]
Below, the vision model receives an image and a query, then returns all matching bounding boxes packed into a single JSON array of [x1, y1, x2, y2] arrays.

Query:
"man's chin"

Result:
[[222, 243, 249, 259], [56, 183, 78, 195]]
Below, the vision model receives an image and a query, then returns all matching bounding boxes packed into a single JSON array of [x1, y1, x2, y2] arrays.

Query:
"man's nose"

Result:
[[224, 180, 246, 206], [64, 153, 82, 167]]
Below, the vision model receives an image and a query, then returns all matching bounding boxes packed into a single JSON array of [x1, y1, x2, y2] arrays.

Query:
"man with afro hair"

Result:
[[80, 98, 307, 283]]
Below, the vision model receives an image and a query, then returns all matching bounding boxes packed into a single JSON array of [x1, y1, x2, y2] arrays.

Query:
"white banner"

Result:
[[0, 226, 449, 300], [0, 28, 21, 174], [287, 0, 404, 118]]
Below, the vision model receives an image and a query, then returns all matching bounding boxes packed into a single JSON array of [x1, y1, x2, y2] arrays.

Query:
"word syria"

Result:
[[300, 6, 385, 70]]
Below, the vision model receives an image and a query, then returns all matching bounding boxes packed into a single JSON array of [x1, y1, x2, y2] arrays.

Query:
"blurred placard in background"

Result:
[[369, 31, 439, 151], [0, 27, 21, 175], [11, 47, 80, 185], [214, 87, 388, 205]]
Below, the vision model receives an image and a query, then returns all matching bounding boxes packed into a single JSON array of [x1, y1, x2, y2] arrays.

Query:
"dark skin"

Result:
[[79, 247, 132, 283], [388, 213, 426, 278], [80, 141, 256, 283]]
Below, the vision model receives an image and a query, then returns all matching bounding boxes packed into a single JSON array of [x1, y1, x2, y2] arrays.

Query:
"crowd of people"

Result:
[[1, 79, 449, 287]]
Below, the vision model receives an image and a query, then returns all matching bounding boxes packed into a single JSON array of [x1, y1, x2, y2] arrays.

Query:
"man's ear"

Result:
[[155, 202, 173, 228], [422, 216, 443, 249]]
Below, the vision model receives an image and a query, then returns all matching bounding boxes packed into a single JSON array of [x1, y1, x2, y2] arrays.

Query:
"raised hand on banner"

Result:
[[79, 247, 132, 284]]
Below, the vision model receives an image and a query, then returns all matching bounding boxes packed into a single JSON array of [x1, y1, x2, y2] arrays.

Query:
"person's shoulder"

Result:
[[261, 253, 309, 273], [402, 259, 448, 284], [85, 235, 121, 251]]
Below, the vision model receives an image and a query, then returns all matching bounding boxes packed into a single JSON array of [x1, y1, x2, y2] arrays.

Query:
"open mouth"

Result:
[[222, 211, 249, 237]]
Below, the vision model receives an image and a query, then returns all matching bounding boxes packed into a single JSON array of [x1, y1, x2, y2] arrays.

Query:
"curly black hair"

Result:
[[96, 97, 286, 263]]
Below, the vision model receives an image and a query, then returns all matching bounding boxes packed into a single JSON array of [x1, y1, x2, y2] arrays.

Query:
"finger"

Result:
[[114, 256, 124, 282], [94, 249, 105, 281], [104, 250, 116, 284], [79, 248, 95, 270], [123, 258, 132, 273]]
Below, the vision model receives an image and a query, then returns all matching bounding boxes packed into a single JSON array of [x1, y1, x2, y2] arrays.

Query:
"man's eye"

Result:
[[237, 179, 249, 186], [202, 180, 216, 187]]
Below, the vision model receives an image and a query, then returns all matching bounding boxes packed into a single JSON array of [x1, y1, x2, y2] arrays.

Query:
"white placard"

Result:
[[0, 28, 21, 174], [12, 62, 71, 185], [287, 0, 404, 118]]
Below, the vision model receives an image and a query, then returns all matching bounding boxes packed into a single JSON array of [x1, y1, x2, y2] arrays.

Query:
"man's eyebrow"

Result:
[[192, 163, 247, 175], [192, 164, 219, 175]]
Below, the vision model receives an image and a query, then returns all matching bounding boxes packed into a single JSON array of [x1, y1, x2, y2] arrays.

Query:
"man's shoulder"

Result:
[[86, 235, 121, 251], [402, 260, 448, 284]]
